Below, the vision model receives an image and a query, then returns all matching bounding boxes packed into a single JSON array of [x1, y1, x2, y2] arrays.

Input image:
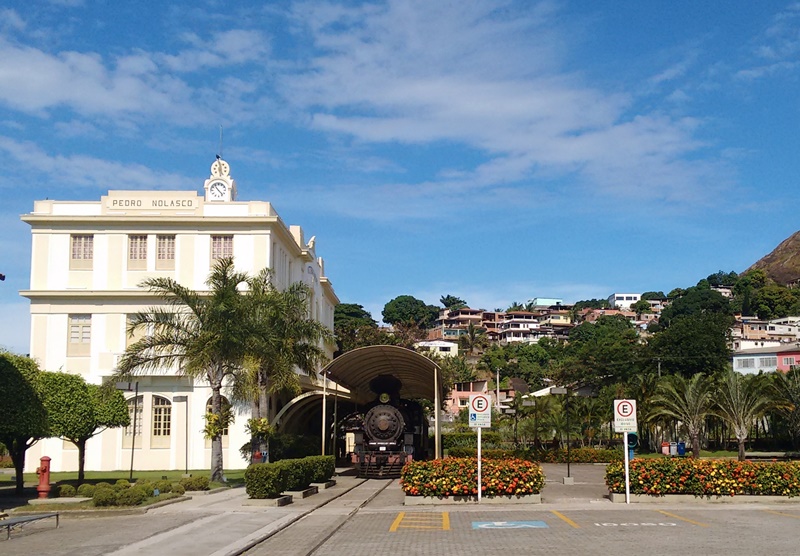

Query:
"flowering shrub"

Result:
[[447, 446, 622, 464], [606, 459, 800, 497], [400, 457, 545, 497]]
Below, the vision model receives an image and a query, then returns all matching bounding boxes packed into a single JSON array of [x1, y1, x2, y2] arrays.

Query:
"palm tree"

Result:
[[650, 373, 715, 458], [235, 271, 333, 425], [772, 367, 800, 449], [117, 258, 251, 482], [714, 371, 773, 461], [458, 321, 488, 356]]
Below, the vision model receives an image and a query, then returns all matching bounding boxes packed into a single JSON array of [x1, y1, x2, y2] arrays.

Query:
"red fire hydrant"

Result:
[[36, 456, 51, 499]]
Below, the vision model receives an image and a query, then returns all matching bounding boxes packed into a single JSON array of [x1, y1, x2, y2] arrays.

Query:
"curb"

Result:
[[608, 492, 800, 504]]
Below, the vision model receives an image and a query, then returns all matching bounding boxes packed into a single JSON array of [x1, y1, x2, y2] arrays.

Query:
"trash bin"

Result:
[[669, 442, 678, 456], [661, 442, 670, 456], [677, 442, 686, 456]]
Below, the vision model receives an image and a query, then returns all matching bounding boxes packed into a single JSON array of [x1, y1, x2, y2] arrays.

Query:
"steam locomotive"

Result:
[[343, 375, 428, 478]]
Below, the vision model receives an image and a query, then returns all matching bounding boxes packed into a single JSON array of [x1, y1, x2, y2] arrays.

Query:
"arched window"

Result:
[[152, 396, 172, 437], [123, 395, 143, 448]]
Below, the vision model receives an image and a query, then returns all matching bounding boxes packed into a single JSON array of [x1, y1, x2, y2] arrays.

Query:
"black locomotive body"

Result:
[[344, 375, 429, 478]]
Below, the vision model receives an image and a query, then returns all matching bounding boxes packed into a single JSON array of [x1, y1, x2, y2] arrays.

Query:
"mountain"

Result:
[[746, 231, 800, 286]]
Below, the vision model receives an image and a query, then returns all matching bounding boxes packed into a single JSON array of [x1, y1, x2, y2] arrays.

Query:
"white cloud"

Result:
[[0, 9, 26, 32], [278, 0, 730, 209], [0, 135, 194, 190]]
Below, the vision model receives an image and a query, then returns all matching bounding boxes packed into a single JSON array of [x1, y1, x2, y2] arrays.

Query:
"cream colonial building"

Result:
[[21, 159, 338, 472]]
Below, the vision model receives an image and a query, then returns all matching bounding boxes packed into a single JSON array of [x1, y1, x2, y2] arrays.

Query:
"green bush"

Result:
[[180, 476, 210, 491], [95, 481, 113, 490], [606, 458, 800, 497], [401, 457, 546, 497], [114, 479, 132, 491], [446, 446, 622, 463], [276, 458, 311, 491], [92, 487, 117, 507], [245, 463, 286, 499], [269, 433, 320, 461], [171, 484, 185, 496], [306, 455, 335, 483], [440, 432, 503, 450], [154, 480, 173, 494], [57, 484, 76, 497], [116, 486, 148, 506], [76, 483, 95, 498]]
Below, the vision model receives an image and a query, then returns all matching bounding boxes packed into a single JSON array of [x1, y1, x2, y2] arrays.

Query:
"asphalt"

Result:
[[2, 464, 799, 556]]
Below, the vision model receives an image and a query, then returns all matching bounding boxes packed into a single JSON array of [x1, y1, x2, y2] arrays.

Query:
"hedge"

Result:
[[245, 455, 335, 499], [606, 458, 800, 497], [400, 457, 545, 497], [447, 446, 622, 464], [439, 432, 503, 450]]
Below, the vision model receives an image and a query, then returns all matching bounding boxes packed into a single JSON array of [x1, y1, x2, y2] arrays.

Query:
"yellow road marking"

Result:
[[550, 510, 580, 528], [389, 512, 405, 532], [657, 510, 708, 527], [390, 511, 450, 532], [764, 510, 800, 520]]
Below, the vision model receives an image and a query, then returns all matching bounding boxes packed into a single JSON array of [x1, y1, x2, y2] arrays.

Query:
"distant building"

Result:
[[415, 340, 459, 357], [528, 297, 563, 307], [607, 293, 641, 309]]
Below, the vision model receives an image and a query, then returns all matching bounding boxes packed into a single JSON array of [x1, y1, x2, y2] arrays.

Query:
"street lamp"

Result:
[[115, 381, 139, 481], [173, 395, 189, 476], [549, 386, 572, 484]]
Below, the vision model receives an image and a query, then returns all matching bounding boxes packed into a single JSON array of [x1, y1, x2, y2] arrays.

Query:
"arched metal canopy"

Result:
[[322, 345, 442, 405]]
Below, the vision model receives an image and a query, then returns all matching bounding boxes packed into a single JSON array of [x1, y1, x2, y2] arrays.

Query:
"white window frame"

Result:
[[151, 396, 172, 448], [70, 234, 94, 270], [128, 235, 147, 270], [211, 235, 233, 263], [156, 235, 176, 270], [67, 314, 91, 356]]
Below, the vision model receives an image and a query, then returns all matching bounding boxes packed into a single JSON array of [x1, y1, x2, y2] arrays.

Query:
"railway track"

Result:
[[241, 478, 395, 556]]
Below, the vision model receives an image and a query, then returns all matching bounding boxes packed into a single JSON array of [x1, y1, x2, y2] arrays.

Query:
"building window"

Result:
[[211, 235, 233, 262], [759, 357, 778, 368], [156, 235, 176, 270], [128, 235, 147, 270], [70, 234, 93, 270], [458, 398, 468, 407], [736, 358, 755, 369], [67, 314, 91, 356], [123, 395, 143, 449], [783, 357, 796, 366], [125, 314, 147, 349], [151, 396, 172, 448]]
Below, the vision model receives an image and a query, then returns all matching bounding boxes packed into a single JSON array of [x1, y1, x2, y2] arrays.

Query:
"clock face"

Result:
[[211, 159, 230, 177], [209, 181, 228, 200]]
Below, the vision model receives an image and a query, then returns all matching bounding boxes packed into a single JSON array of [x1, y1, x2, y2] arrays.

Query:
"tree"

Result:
[[39, 373, 128, 482], [572, 299, 611, 311], [651, 373, 715, 458], [118, 258, 252, 482], [772, 367, 800, 449], [382, 295, 438, 329], [238, 273, 333, 419], [440, 295, 467, 310], [648, 313, 732, 377], [714, 371, 772, 461], [0, 351, 47, 495], [506, 301, 525, 312], [458, 321, 488, 355], [641, 291, 666, 300], [658, 287, 732, 329], [334, 303, 376, 330], [630, 299, 652, 316], [564, 315, 640, 387]]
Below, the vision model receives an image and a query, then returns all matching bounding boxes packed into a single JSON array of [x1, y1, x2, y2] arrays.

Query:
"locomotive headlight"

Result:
[[379, 392, 390, 403]]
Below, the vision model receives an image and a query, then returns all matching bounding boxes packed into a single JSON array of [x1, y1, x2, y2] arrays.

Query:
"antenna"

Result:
[[218, 125, 224, 159]]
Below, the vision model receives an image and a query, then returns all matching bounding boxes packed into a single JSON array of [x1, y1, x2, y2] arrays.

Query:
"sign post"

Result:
[[613, 399, 637, 504], [469, 394, 491, 503]]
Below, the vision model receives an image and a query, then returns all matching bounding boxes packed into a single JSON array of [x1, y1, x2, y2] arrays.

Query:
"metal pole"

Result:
[[566, 392, 571, 479], [434, 366, 441, 459], [333, 380, 338, 461], [130, 382, 138, 482], [321, 373, 327, 455], [477, 426, 482, 503], [185, 399, 189, 475]]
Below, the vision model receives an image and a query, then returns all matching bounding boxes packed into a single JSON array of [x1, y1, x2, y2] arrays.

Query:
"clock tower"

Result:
[[203, 158, 237, 202]]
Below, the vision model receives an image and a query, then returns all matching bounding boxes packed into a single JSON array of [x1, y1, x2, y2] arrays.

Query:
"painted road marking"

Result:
[[551, 510, 580, 528], [472, 521, 548, 529], [656, 510, 709, 527], [390, 512, 450, 532], [594, 522, 676, 527], [764, 510, 800, 520]]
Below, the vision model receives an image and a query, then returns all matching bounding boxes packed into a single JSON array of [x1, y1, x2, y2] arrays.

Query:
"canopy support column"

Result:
[[434, 365, 441, 459]]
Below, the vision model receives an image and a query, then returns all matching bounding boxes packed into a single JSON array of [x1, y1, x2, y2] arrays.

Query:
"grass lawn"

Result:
[[0, 468, 246, 487]]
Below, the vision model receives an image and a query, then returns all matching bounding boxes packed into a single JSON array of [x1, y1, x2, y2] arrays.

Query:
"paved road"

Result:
[[3, 464, 800, 556]]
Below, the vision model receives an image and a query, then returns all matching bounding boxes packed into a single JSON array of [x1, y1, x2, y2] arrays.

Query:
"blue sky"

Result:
[[1, 1, 799, 354]]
